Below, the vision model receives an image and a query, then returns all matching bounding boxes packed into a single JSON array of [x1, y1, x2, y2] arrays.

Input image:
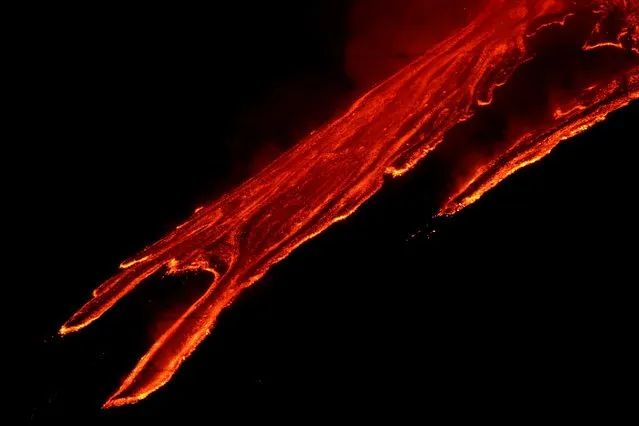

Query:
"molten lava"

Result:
[[60, 0, 639, 408]]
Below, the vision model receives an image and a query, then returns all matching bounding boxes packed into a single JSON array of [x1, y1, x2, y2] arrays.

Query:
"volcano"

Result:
[[24, 0, 638, 421]]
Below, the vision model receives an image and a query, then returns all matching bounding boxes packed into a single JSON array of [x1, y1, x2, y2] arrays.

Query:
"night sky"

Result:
[[21, 2, 636, 422]]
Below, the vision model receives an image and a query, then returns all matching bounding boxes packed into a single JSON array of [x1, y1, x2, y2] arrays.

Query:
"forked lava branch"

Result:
[[59, 0, 639, 408]]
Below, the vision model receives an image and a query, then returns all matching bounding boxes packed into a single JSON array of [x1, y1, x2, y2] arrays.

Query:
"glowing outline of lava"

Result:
[[59, 0, 639, 408]]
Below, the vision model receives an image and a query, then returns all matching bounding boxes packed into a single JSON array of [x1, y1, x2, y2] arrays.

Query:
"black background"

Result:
[[20, 2, 636, 422]]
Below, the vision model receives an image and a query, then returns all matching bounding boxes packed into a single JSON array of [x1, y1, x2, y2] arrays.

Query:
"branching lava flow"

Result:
[[60, 0, 639, 408]]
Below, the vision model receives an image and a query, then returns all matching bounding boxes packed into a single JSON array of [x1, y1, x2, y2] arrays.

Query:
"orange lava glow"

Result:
[[60, 0, 639, 408]]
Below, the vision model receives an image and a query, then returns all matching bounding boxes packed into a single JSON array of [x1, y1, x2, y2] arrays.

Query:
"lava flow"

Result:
[[60, 0, 639, 408]]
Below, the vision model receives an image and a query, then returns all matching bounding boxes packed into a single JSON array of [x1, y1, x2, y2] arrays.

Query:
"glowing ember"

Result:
[[60, 0, 638, 408]]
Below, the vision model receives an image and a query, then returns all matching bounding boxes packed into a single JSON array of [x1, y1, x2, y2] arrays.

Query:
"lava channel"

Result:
[[59, 0, 639, 408]]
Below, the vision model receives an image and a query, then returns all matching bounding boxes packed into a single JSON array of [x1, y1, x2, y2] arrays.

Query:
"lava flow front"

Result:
[[60, 0, 639, 408]]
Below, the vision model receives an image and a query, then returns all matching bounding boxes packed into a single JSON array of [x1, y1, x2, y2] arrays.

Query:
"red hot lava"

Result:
[[60, 0, 639, 408]]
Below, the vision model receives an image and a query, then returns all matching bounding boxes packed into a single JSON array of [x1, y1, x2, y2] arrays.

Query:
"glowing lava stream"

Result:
[[60, 0, 638, 408]]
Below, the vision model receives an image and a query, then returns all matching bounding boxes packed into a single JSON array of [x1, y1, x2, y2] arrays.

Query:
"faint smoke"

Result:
[[346, 0, 488, 88]]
